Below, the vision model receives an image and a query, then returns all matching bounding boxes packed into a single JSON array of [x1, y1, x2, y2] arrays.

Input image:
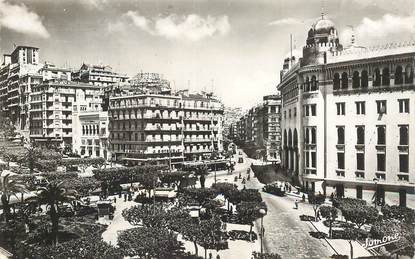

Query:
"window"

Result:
[[284, 111, 286, 119], [310, 105, 316, 116], [352, 71, 360, 88], [357, 126, 365, 145], [337, 152, 345, 169], [305, 77, 310, 92], [289, 109, 291, 118], [377, 153, 385, 172], [357, 153, 365, 170], [341, 72, 348, 89], [395, 65, 403, 85], [376, 100, 387, 114], [333, 73, 340, 90], [398, 99, 409, 113], [311, 152, 316, 168], [311, 127, 316, 144], [337, 126, 345, 145], [311, 75, 317, 91], [405, 65, 413, 84], [377, 126, 386, 145], [304, 105, 309, 117], [336, 102, 345, 115], [373, 68, 381, 86], [399, 125, 409, 145], [356, 101, 365, 115], [382, 67, 390, 86], [399, 154, 409, 173], [294, 107, 297, 117], [356, 186, 363, 199], [361, 70, 368, 88]]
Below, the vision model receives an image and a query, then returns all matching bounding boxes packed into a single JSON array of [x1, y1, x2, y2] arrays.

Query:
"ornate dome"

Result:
[[313, 17, 336, 34]]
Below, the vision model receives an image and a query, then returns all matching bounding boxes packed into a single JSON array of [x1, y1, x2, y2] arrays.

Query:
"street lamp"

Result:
[[373, 178, 379, 208], [259, 208, 267, 258]]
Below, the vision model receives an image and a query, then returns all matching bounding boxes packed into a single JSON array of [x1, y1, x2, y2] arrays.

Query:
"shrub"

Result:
[[381, 205, 415, 224], [331, 228, 368, 240]]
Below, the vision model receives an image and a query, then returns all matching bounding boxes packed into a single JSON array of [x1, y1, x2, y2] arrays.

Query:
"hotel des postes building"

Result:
[[277, 15, 415, 207]]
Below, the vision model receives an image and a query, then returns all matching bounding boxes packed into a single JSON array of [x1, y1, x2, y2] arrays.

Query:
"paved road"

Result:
[[259, 192, 334, 259]]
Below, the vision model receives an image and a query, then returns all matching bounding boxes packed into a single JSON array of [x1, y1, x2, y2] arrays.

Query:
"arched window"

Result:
[[293, 129, 298, 147], [337, 127, 345, 145], [341, 72, 348, 89], [311, 127, 316, 144], [395, 65, 403, 85], [357, 126, 365, 145], [399, 126, 408, 145], [405, 65, 413, 84], [333, 73, 340, 90], [305, 77, 310, 92], [373, 68, 381, 86], [352, 71, 360, 88], [284, 130, 287, 147], [311, 75, 317, 91], [377, 126, 386, 145], [288, 129, 292, 147], [82, 126, 85, 135], [382, 67, 390, 86], [361, 70, 368, 88]]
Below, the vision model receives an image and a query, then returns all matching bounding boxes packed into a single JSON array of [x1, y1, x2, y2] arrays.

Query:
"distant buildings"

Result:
[[0, 46, 226, 167], [232, 95, 282, 162], [223, 107, 244, 139], [277, 15, 415, 206]]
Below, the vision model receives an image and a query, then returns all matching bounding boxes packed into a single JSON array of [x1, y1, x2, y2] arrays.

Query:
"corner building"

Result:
[[278, 16, 415, 207]]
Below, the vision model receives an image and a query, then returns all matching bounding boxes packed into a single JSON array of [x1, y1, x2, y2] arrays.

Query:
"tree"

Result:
[[381, 205, 415, 224], [118, 227, 184, 259], [308, 192, 326, 222], [26, 182, 77, 245], [194, 165, 208, 189], [319, 205, 338, 238], [342, 204, 378, 229], [236, 201, 267, 240], [0, 173, 27, 222]]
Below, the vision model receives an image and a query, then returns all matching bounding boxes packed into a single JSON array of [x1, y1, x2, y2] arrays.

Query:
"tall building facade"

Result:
[[108, 89, 224, 166], [278, 15, 415, 206], [233, 95, 282, 162], [29, 80, 104, 149]]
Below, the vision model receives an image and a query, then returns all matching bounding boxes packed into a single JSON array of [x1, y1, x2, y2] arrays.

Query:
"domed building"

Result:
[[302, 15, 343, 66], [277, 15, 415, 208]]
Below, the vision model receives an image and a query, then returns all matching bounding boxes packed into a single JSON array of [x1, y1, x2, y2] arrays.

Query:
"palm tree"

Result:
[[27, 182, 77, 245], [0, 173, 27, 222]]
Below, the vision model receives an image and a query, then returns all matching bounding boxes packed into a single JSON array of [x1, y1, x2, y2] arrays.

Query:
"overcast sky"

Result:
[[0, 0, 414, 108]]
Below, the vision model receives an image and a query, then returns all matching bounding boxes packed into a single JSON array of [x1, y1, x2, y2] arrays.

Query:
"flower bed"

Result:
[[227, 230, 258, 241]]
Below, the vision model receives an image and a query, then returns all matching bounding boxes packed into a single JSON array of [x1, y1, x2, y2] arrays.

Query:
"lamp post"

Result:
[[373, 178, 379, 208], [259, 208, 267, 258]]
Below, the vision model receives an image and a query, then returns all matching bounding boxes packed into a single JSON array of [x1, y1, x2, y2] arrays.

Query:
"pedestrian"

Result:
[[302, 193, 306, 202], [216, 254, 221, 259], [294, 200, 299, 209], [124, 193, 127, 202], [209, 252, 212, 259], [114, 197, 117, 203]]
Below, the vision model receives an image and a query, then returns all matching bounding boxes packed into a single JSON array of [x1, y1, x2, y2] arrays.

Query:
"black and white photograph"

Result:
[[0, 0, 414, 258]]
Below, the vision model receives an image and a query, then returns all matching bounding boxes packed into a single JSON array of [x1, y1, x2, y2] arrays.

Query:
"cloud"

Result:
[[268, 18, 304, 26], [115, 11, 231, 41], [341, 12, 415, 45], [81, 0, 108, 9], [0, 0, 49, 38]]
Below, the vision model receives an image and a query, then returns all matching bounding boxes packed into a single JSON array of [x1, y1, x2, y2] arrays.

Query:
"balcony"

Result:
[[355, 170, 365, 179], [335, 169, 345, 177], [375, 172, 386, 181], [398, 145, 409, 152], [183, 138, 212, 143], [375, 145, 386, 152], [355, 144, 365, 151]]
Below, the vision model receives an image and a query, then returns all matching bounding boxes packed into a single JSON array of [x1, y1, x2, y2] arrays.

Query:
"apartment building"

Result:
[[108, 90, 224, 166], [72, 63, 128, 87], [29, 79, 104, 149], [233, 95, 282, 162], [277, 15, 415, 206]]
